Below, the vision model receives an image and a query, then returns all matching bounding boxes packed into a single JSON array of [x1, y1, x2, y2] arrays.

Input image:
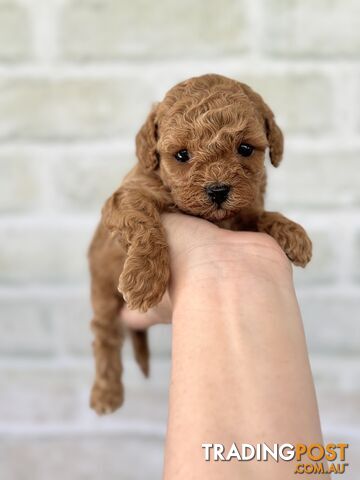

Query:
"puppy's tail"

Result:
[[130, 329, 150, 377]]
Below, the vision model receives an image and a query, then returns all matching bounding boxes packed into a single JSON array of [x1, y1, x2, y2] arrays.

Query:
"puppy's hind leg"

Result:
[[90, 272, 125, 415]]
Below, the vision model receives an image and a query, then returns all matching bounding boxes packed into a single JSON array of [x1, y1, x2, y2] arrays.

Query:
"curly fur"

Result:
[[88, 74, 312, 414]]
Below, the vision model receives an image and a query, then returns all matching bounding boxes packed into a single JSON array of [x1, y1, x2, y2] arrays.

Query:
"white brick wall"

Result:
[[262, 0, 360, 57], [0, 1, 359, 478]]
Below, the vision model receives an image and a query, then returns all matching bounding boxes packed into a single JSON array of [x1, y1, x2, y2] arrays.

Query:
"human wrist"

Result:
[[169, 230, 293, 301]]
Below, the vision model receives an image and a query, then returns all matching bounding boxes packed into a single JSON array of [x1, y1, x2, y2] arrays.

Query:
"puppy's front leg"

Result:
[[103, 187, 170, 312], [257, 211, 312, 267]]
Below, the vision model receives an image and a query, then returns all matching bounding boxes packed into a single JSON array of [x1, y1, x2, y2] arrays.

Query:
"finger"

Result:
[[121, 292, 172, 329], [121, 307, 156, 329]]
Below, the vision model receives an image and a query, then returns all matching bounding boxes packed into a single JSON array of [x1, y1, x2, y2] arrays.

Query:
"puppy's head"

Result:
[[136, 74, 283, 221]]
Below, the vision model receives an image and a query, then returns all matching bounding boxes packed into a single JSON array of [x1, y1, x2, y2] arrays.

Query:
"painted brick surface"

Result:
[[0, 0, 30, 61], [0, 221, 93, 283], [267, 149, 360, 209], [61, 0, 250, 60], [0, 78, 154, 141], [238, 72, 334, 134], [51, 150, 135, 212], [0, 154, 43, 212], [262, 0, 360, 57], [0, 0, 359, 478]]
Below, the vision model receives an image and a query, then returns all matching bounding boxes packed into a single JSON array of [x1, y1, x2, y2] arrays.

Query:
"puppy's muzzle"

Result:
[[206, 183, 231, 206]]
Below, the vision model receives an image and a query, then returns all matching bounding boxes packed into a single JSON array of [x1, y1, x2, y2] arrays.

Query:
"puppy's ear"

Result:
[[135, 104, 159, 172], [264, 108, 283, 167], [241, 83, 284, 167]]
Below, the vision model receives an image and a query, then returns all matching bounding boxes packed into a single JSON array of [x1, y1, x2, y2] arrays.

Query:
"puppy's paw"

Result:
[[90, 381, 123, 415], [119, 249, 170, 312], [275, 222, 312, 267]]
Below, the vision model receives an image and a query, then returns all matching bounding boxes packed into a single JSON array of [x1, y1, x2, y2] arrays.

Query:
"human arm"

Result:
[[122, 213, 327, 479]]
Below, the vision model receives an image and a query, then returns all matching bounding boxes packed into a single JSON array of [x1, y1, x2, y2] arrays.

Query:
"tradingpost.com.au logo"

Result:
[[202, 443, 349, 475]]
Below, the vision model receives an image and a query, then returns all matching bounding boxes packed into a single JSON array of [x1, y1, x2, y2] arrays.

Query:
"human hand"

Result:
[[121, 212, 291, 329], [120, 212, 220, 329]]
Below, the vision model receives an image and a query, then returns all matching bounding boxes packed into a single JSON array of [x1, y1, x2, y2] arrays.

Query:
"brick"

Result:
[[261, 0, 360, 57], [61, 0, 250, 60], [0, 78, 154, 141], [356, 77, 360, 133], [315, 359, 360, 405], [0, 357, 358, 426], [311, 355, 360, 392], [0, 291, 171, 359], [353, 232, 360, 283], [318, 390, 360, 433], [267, 149, 360, 209], [0, 425, 359, 480], [0, 434, 165, 480], [0, 359, 170, 424], [0, 221, 93, 283], [300, 293, 360, 354], [0, 299, 54, 356], [53, 294, 172, 358], [52, 143, 360, 216], [237, 73, 333, 134], [0, 154, 42, 212], [0, 365, 88, 424], [0, 358, 359, 479], [0, 1, 30, 61], [51, 152, 135, 212], [53, 295, 93, 356]]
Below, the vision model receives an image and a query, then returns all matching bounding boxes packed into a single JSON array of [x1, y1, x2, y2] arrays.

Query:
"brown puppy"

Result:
[[88, 73, 312, 414]]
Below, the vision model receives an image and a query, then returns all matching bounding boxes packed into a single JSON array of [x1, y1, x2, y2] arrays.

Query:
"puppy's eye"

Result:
[[237, 143, 254, 157], [174, 149, 190, 163]]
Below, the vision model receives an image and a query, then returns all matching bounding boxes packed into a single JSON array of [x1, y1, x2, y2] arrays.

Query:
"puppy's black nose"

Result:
[[206, 184, 231, 206]]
